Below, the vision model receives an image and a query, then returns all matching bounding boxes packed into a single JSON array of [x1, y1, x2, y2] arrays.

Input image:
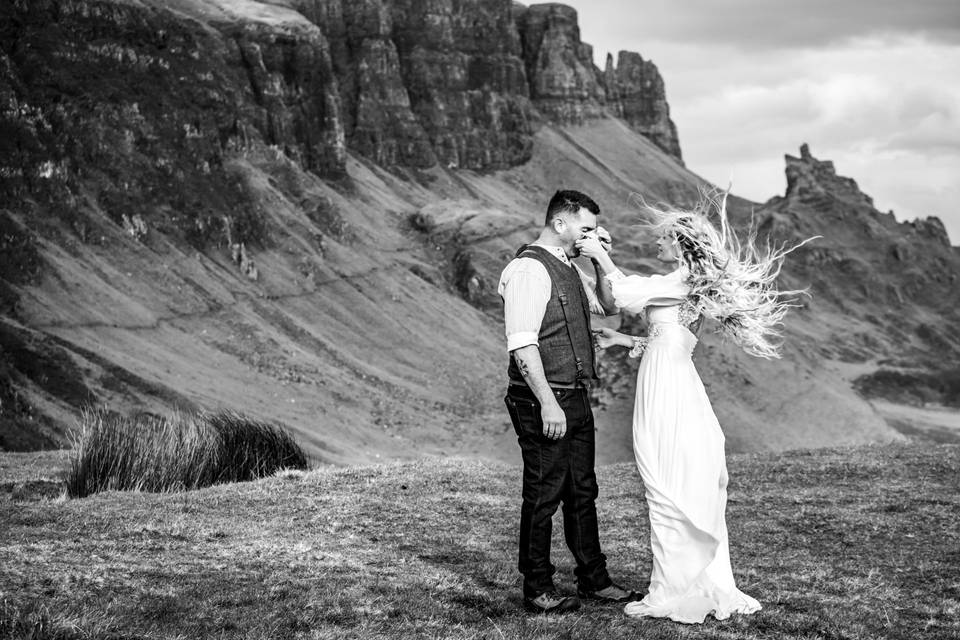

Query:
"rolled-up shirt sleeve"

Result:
[[498, 258, 551, 352]]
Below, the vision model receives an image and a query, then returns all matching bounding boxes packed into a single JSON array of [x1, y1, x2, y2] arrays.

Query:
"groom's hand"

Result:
[[540, 399, 567, 440]]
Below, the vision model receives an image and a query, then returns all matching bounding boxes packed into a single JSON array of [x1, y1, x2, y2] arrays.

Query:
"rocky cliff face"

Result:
[[1, 0, 682, 185], [388, 0, 534, 170], [286, 0, 536, 171], [604, 51, 683, 164], [298, 0, 683, 171], [514, 3, 606, 123], [289, 0, 534, 170], [293, 0, 437, 168], [1, 0, 348, 248], [512, 3, 682, 163]]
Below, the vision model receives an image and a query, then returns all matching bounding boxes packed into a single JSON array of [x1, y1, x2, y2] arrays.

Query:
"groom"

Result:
[[498, 189, 638, 614]]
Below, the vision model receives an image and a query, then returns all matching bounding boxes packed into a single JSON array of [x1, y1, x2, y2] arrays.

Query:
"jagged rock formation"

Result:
[[514, 3, 605, 123], [763, 144, 957, 310], [604, 51, 683, 164], [756, 145, 960, 403], [512, 3, 682, 163], [784, 143, 873, 209]]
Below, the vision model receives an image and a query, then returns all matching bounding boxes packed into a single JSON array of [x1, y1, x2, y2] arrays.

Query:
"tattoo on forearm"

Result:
[[515, 356, 531, 379]]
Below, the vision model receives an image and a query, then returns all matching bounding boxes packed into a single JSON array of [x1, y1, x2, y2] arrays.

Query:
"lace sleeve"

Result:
[[677, 299, 702, 329], [628, 335, 649, 359]]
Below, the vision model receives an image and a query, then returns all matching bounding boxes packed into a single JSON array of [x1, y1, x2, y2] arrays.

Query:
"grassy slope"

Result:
[[2, 443, 958, 639]]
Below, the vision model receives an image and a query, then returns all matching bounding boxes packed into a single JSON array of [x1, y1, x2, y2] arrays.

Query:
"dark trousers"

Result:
[[504, 384, 612, 598]]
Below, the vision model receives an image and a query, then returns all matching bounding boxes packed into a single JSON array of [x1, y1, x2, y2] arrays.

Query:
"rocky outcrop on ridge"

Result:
[[755, 145, 960, 405], [762, 144, 957, 312], [782, 144, 951, 248], [783, 143, 874, 210]]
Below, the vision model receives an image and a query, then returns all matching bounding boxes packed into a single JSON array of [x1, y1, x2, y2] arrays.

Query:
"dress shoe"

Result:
[[523, 591, 581, 614], [577, 583, 642, 603]]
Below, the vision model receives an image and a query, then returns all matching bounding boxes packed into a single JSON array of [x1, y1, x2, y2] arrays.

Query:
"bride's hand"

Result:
[[596, 226, 612, 253], [594, 327, 629, 350], [575, 236, 607, 260]]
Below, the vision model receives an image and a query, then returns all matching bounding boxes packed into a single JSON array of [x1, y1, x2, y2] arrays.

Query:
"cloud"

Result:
[[885, 123, 960, 155], [883, 88, 960, 155], [565, 0, 960, 51]]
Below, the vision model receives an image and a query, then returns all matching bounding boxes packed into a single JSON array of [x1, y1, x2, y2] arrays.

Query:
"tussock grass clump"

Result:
[[66, 409, 308, 498]]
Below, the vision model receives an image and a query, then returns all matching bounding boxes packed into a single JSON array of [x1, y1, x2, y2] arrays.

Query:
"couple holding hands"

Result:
[[498, 189, 810, 623]]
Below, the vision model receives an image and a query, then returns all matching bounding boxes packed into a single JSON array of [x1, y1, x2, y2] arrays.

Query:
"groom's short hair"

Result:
[[545, 190, 600, 225]]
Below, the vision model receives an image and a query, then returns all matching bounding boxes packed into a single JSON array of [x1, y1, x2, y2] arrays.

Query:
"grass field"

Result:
[[1, 442, 958, 639]]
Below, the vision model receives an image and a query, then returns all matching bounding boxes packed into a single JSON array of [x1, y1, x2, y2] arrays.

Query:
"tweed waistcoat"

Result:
[[506, 245, 597, 386]]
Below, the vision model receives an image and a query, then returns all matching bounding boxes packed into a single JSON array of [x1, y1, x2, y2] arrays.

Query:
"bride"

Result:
[[576, 192, 814, 624]]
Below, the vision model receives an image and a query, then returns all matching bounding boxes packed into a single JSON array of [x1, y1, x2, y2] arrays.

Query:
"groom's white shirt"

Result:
[[498, 243, 604, 352]]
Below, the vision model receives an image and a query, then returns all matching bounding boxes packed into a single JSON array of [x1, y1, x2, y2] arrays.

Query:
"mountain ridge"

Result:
[[1, 0, 958, 461]]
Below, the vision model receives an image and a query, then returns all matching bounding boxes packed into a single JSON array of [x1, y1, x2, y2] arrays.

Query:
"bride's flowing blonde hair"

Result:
[[635, 190, 817, 359]]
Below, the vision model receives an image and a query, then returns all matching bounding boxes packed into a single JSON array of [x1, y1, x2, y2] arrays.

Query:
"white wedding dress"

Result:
[[608, 268, 761, 624]]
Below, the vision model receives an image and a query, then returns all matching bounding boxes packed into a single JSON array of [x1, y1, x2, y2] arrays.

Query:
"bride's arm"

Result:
[[577, 236, 619, 277], [577, 236, 690, 313], [577, 235, 620, 315], [594, 327, 634, 350]]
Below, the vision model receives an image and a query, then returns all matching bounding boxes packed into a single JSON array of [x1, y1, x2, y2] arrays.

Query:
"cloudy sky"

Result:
[[558, 0, 960, 244]]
